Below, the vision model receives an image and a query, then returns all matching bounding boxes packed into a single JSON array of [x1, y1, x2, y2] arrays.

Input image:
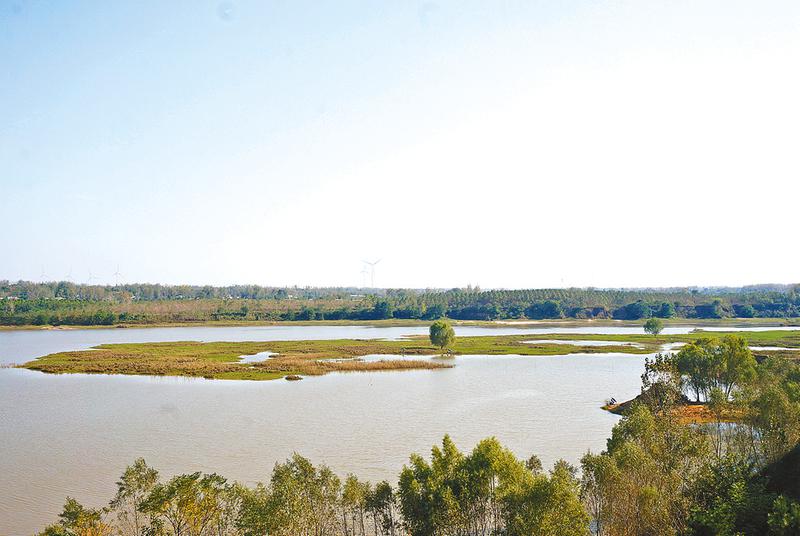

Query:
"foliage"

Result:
[[687, 456, 773, 536], [109, 458, 158, 535], [768, 496, 800, 535], [138, 471, 240, 536], [4, 281, 800, 326], [644, 317, 664, 336], [428, 320, 455, 351], [583, 403, 710, 536], [396, 435, 589, 536], [524, 300, 564, 320], [674, 336, 757, 401], [37, 497, 113, 536]]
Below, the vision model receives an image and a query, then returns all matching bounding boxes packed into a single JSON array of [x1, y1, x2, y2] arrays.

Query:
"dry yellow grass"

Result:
[[22, 341, 452, 381], [604, 401, 743, 424]]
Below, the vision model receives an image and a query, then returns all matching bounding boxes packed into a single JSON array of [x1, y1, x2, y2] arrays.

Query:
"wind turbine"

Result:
[[362, 259, 381, 288], [360, 266, 369, 288], [39, 266, 48, 282], [112, 265, 123, 286], [65, 266, 73, 282], [86, 270, 100, 285]]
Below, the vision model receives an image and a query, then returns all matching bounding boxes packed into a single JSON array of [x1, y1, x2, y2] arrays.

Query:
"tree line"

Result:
[[2, 282, 800, 326], [36, 336, 800, 535]]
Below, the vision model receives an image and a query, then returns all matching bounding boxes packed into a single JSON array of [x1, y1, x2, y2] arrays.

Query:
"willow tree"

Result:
[[429, 320, 455, 353], [644, 317, 664, 337]]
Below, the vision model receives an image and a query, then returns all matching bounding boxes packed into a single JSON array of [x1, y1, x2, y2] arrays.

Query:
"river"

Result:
[[0, 323, 793, 534]]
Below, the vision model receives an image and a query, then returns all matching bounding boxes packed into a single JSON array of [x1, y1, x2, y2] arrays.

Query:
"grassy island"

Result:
[[19, 329, 800, 381]]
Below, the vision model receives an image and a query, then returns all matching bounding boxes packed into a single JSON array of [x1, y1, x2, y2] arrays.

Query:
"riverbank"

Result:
[[604, 399, 743, 425]]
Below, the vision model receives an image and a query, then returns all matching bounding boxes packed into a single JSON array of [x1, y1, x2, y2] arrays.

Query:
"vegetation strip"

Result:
[[4, 282, 800, 327]]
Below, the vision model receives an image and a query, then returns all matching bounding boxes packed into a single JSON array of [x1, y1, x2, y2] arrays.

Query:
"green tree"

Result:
[[373, 301, 394, 320], [674, 336, 756, 402], [239, 453, 341, 536], [583, 404, 709, 536], [675, 339, 716, 402], [340, 474, 375, 536], [365, 481, 400, 536], [768, 496, 800, 535], [688, 456, 773, 536], [37, 497, 112, 536], [644, 317, 664, 337], [718, 335, 757, 398], [742, 372, 800, 462], [397, 435, 588, 536], [421, 303, 445, 320], [525, 300, 563, 320], [139, 472, 235, 536], [658, 302, 676, 318], [504, 461, 590, 536], [429, 320, 455, 353], [107, 458, 158, 536]]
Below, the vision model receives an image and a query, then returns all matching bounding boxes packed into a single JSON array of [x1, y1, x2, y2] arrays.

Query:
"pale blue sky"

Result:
[[2, 1, 799, 288]]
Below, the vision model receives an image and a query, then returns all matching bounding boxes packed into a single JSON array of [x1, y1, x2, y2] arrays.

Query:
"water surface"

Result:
[[0, 352, 642, 535]]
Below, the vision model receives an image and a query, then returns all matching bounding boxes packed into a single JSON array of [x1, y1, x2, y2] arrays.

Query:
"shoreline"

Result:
[[604, 399, 743, 425]]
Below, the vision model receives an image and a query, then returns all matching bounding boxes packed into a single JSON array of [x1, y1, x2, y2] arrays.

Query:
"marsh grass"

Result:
[[19, 330, 800, 381]]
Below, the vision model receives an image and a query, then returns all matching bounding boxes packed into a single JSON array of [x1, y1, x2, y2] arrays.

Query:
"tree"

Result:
[[658, 302, 676, 318], [743, 374, 800, 462], [718, 335, 757, 398], [341, 474, 370, 536], [644, 317, 664, 337], [504, 461, 590, 536], [37, 497, 113, 536], [365, 481, 400, 536], [615, 301, 651, 320], [397, 435, 582, 536], [525, 300, 563, 320], [675, 339, 716, 402], [421, 303, 445, 320], [373, 301, 393, 320], [584, 404, 709, 536], [139, 472, 235, 536], [108, 458, 158, 536], [429, 320, 455, 353], [239, 453, 341, 536], [640, 352, 684, 414], [768, 496, 800, 535], [674, 336, 757, 402], [736, 304, 756, 318]]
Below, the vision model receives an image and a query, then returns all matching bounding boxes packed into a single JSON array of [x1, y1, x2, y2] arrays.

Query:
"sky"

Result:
[[2, 1, 799, 289]]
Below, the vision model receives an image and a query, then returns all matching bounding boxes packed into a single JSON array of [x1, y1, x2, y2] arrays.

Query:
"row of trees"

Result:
[[673, 336, 757, 400], [37, 336, 800, 535], [4, 294, 800, 326], [40, 438, 589, 536], [7, 281, 798, 302]]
